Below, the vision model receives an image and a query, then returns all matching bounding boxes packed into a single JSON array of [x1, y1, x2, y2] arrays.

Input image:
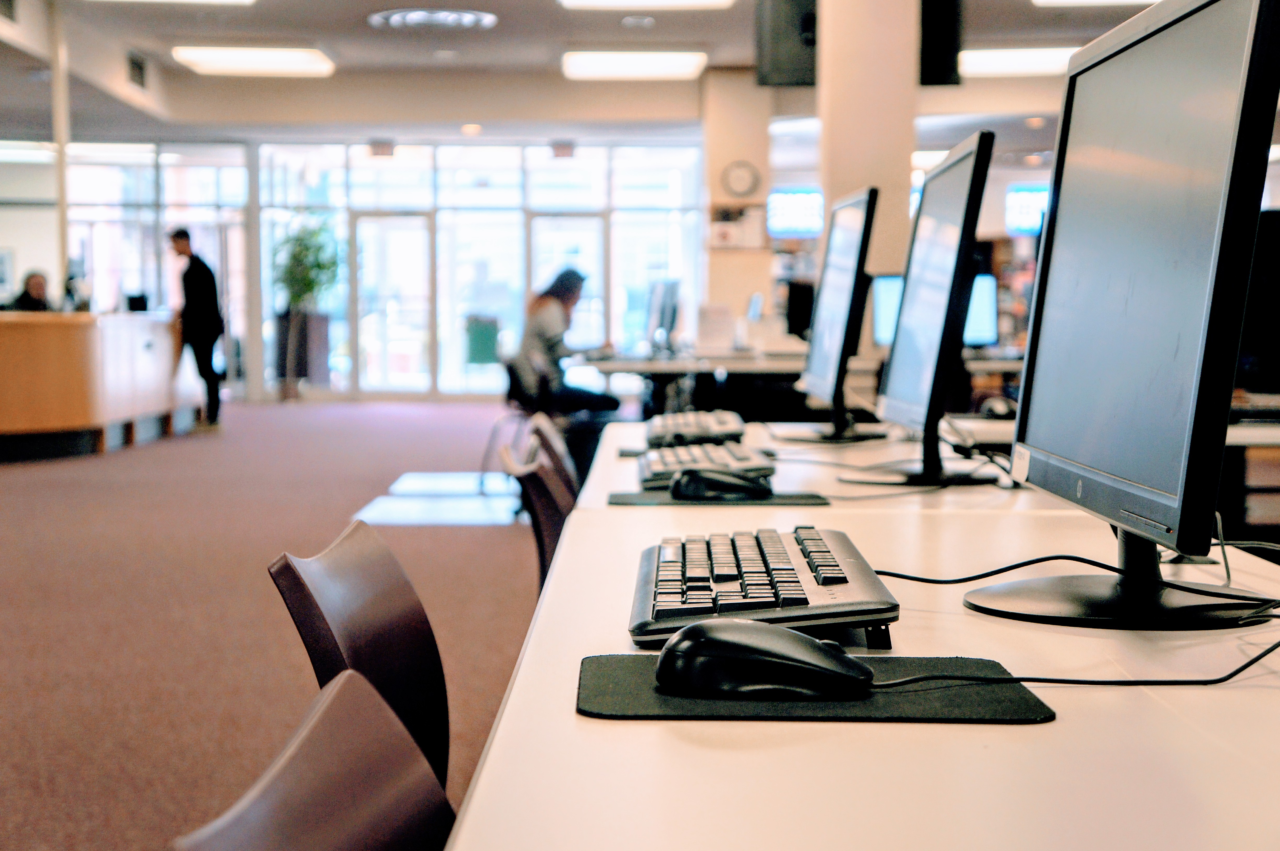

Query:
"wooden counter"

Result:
[[0, 312, 205, 454]]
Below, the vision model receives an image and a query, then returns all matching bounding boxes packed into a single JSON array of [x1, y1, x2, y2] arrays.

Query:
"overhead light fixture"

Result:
[[368, 9, 497, 29], [461, 123, 483, 136], [559, 0, 732, 8], [1031, 0, 1152, 6], [562, 51, 707, 80], [1025, 116, 1047, 129], [84, 0, 255, 4], [171, 47, 335, 77], [621, 15, 656, 27], [1270, 144, 1280, 163], [958, 47, 1078, 78]]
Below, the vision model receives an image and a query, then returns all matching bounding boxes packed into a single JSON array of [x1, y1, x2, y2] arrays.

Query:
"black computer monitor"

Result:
[[965, 0, 1280, 630], [875, 131, 994, 484], [646, 279, 679, 353], [799, 188, 879, 441]]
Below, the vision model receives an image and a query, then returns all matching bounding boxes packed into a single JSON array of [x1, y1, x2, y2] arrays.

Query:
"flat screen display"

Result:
[[801, 198, 870, 405], [879, 152, 977, 424], [767, 189, 825, 239], [873, 273, 998, 348], [1021, 0, 1253, 498]]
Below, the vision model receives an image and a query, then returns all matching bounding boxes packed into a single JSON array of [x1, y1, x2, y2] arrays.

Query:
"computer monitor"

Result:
[[965, 0, 1280, 630], [646, 279, 679, 353], [799, 188, 879, 441], [872, 272, 999, 349], [874, 131, 995, 484]]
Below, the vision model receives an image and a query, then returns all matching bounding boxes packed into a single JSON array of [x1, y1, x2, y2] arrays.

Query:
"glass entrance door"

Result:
[[531, 215, 606, 349], [355, 214, 433, 392]]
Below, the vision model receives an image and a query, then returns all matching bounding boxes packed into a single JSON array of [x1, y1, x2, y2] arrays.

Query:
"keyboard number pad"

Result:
[[794, 527, 848, 585]]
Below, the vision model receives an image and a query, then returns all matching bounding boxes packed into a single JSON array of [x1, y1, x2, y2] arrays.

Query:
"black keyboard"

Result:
[[628, 527, 899, 647], [646, 410, 745, 447], [638, 442, 775, 489]]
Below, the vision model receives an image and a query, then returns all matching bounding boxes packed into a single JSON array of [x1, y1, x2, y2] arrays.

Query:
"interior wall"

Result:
[[0, 206, 59, 301]]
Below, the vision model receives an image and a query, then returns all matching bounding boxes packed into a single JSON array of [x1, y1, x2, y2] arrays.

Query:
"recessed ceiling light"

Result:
[[434, 49, 460, 60], [562, 51, 707, 80], [1025, 116, 1047, 129], [368, 8, 497, 29], [1031, 0, 1152, 6], [621, 15, 656, 27], [559, 0, 732, 9], [958, 47, 1078, 78], [84, 0, 254, 4], [461, 123, 483, 136], [171, 47, 335, 77]]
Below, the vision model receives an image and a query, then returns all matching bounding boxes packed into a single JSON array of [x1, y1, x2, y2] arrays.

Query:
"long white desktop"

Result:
[[446, 421, 1280, 851]]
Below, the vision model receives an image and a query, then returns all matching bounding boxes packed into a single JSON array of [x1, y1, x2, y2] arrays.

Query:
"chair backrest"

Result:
[[500, 443, 575, 585], [528, 412, 579, 495], [174, 670, 453, 851], [268, 521, 450, 788]]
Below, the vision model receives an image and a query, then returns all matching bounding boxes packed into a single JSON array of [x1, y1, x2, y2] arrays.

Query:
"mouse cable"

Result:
[[869, 617, 1280, 691], [1215, 511, 1233, 588], [837, 457, 1005, 488], [874, 553, 1278, 611]]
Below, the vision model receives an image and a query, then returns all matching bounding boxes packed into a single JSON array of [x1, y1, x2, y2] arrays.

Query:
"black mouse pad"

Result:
[[577, 654, 1054, 724], [607, 492, 831, 506]]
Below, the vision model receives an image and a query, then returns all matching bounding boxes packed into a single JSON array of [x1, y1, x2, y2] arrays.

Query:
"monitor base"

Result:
[[900, 469, 1000, 487], [963, 575, 1267, 629]]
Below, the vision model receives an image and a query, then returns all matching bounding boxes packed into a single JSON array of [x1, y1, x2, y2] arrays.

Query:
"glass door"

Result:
[[530, 215, 606, 349], [354, 214, 433, 393]]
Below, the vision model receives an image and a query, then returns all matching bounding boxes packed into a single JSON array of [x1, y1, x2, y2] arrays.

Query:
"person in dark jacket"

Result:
[[170, 229, 225, 426], [8, 271, 50, 311]]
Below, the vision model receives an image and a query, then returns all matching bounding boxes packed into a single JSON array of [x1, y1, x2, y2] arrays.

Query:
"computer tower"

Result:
[[920, 0, 962, 86], [756, 0, 816, 86]]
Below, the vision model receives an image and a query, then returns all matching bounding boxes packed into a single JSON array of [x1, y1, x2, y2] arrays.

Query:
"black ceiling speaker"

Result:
[[920, 0, 962, 86], [756, 0, 816, 87]]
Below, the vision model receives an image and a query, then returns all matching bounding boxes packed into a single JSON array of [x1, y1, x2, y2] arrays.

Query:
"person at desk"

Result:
[[514, 269, 620, 415], [7, 271, 50, 311], [170, 228, 225, 426]]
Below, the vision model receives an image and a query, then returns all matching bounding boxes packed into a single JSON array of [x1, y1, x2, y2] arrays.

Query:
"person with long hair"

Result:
[[513, 268, 619, 414]]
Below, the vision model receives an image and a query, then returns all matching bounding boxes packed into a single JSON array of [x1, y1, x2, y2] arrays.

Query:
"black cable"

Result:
[[870, 619, 1280, 691], [822, 486, 945, 501], [874, 553, 1279, 607], [772, 455, 918, 473], [837, 457, 1003, 488], [1219, 538, 1280, 552], [1215, 511, 1232, 587]]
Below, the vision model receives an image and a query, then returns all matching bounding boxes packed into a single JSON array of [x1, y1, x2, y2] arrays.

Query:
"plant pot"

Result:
[[276, 310, 330, 396]]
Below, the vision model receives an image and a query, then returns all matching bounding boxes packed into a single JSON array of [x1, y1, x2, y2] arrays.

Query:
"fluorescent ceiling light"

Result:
[[1270, 145, 1280, 163], [86, 0, 254, 4], [1032, 0, 1152, 5], [959, 47, 1078, 78], [559, 0, 733, 8], [562, 51, 707, 80], [171, 47, 335, 77]]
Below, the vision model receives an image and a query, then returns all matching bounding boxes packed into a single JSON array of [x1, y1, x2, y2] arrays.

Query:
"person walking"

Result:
[[170, 229, 225, 426]]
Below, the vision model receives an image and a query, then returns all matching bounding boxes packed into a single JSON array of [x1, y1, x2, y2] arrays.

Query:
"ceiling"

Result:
[[63, 0, 1146, 75]]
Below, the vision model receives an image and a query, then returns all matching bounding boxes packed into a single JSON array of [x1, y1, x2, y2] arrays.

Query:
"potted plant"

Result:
[[275, 225, 337, 400]]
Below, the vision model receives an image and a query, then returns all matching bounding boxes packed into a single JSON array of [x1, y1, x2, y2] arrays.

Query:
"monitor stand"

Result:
[[895, 421, 999, 486], [781, 410, 887, 445], [963, 529, 1271, 629]]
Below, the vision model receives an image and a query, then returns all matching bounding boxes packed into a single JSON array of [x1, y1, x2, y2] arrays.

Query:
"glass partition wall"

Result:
[[0, 140, 702, 399], [260, 143, 702, 397]]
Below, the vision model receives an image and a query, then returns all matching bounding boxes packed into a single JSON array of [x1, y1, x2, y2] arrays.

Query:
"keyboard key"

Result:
[[718, 597, 777, 612], [653, 602, 715, 619]]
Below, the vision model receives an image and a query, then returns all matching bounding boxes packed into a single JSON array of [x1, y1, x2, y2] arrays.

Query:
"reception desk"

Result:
[[0, 312, 205, 457]]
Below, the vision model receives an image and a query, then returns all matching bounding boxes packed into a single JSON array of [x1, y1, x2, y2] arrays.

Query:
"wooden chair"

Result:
[[529, 411, 579, 496], [173, 670, 453, 851], [500, 442, 576, 585], [268, 521, 450, 788]]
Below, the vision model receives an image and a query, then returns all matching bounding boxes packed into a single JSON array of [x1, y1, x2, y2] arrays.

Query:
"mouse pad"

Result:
[[608, 492, 831, 507], [577, 654, 1054, 724]]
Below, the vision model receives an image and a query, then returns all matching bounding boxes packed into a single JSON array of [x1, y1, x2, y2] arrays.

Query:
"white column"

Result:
[[47, 0, 70, 298], [243, 142, 266, 401], [701, 68, 773, 316], [817, 0, 918, 277]]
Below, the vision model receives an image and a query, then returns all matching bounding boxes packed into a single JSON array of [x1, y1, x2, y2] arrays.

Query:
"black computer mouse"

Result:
[[669, 469, 773, 501], [655, 619, 875, 700]]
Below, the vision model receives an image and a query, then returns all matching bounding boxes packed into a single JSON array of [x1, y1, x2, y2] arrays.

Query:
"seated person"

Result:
[[8, 271, 50, 311], [513, 268, 619, 415]]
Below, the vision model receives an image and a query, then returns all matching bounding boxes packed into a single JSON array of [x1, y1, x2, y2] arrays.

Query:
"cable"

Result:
[[837, 457, 1003, 488], [772, 455, 919, 473], [1215, 511, 1232, 587], [870, 621, 1280, 691], [1218, 539, 1280, 552], [873, 553, 1279, 607], [822, 486, 945, 502]]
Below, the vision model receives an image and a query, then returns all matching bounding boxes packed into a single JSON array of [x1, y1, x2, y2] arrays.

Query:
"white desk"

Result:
[[448, 503, 1280, 850], [576, 421, 1061, 512]]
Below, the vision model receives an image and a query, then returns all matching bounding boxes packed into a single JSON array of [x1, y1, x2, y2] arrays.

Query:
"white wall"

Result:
[[0, 206, 58, 301]]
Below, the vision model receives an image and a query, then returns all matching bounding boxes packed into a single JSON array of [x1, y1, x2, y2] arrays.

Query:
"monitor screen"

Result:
[[873, 272, 998, 348], [800, 192, 875, 407], [1020, 0, 1256, 502], [878, 147, 982, 430], [767, 189, 825, 239]]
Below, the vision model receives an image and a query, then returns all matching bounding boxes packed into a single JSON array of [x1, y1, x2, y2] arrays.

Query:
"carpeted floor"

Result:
[[0, 402, 541, 851]]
